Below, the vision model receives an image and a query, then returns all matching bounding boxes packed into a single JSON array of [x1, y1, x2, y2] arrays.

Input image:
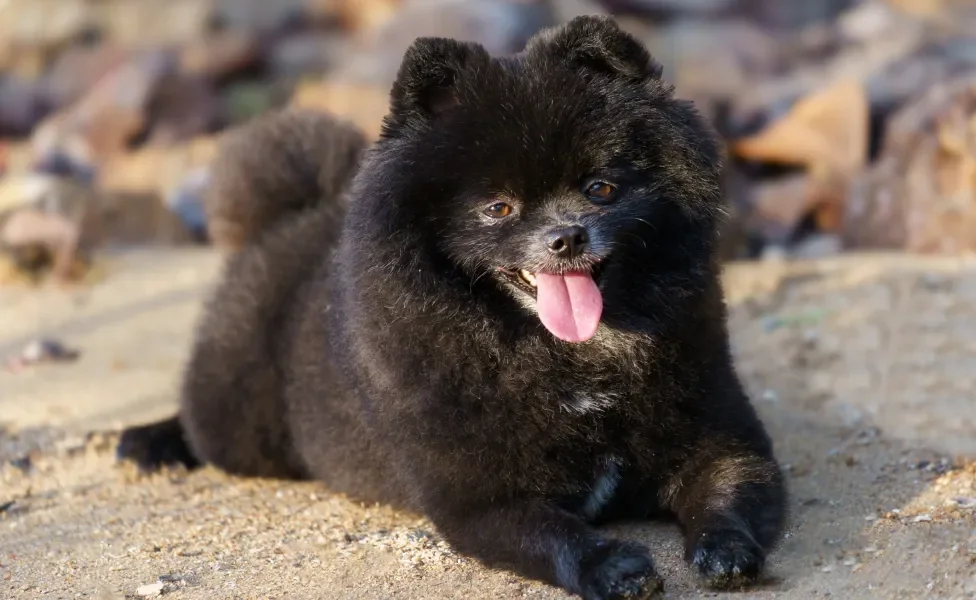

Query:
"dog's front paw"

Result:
[[690, 528, 765, 589], [578, 541, 664, 600]]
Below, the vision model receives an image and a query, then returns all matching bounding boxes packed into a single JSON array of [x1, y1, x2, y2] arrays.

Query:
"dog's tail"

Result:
[[204, 107, 369, 251]]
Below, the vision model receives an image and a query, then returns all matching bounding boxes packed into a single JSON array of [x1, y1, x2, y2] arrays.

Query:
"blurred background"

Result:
[[3, 3, 976, 598], [1, 0, 976, 274]]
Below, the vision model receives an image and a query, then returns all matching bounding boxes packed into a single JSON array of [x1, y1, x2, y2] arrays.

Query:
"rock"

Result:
[[291, 79, 389, 140], [42, 43, 132, 110], [268, 32, 350, 77], [0, 76, 46, 136], [0, 177, 102, 281], [0, 208, 83, 278], [844, 73, 976, 253], [145, 74, 221, 144], [165, 167, 211, 241], [791, 233, 843, 260], [91, 588, 125, 600], [743, 174, 848, 244], [885, 0, 976, 23], [135, 582, 164, 597], [220, 82, 279, 125], [2, 142, 34, 175], [179, 30, 261, 79], [746, 0, 855, 31], [0, 0, 90, 48], [212, 0, 308, 32], [867, 36, 976, 118], [32, 50, 175, 166], [837, 1, 903, 44], [728, 80, 869, 244], [596, 0, 734, 18], [94, 0, 212, 46], [0, 174, 61, 214], [636, 18, 782, 113], [16, 338, 81, 365], [334, 0, 553, 86], [97, 137, 218, 201], [741, 9, 925, 119], [547, 0, 610, 22], [0, 41, 49, 80]]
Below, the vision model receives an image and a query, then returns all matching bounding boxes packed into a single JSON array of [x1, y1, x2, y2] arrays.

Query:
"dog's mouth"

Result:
[[498, 263, 606, 296], [497, 262, 606, 344]]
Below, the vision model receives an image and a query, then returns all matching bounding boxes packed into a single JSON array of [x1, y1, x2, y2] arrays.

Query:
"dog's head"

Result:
[[361, 16, 724, 343]]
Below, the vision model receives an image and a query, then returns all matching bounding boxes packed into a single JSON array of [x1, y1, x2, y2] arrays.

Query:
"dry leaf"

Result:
[[732, 79, 869, 176], [310, 0, 403, 33]]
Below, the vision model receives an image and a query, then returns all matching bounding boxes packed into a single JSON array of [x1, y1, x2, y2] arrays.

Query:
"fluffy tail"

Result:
[[204, 107, 369, 250]]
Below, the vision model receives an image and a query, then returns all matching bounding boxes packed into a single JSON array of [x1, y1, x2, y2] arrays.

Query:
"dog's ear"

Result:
[[530, 15, 662, 82], [382, 37, 491, 135]]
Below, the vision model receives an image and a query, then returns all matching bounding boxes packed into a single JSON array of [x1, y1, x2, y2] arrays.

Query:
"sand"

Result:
[[1, 248, 975, 599]]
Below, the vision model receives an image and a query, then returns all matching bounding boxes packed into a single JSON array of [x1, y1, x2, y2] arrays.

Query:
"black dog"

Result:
[[119, 16, 787, 600]]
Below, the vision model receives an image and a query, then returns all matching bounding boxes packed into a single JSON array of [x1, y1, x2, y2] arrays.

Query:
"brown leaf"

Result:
[[732, 79, 869, 176], [309, 0, 403, 33]]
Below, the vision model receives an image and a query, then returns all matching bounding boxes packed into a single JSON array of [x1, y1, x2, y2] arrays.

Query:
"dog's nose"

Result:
[[545, 225, 589, 259]]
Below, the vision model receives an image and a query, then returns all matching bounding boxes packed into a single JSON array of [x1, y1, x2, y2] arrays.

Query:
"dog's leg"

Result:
[[664, 440, 786, 589], [427, 498, 663, 600], [117, 415, 201, 473]]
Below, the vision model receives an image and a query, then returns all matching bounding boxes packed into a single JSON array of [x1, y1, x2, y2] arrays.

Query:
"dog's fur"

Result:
[[203, 107, 368, 251], [118, 16, 787, 600]]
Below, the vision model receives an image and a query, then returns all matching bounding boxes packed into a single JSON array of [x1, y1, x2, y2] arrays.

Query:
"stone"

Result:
[[844, 73, 976, 253], [291, 79, 389, 140]]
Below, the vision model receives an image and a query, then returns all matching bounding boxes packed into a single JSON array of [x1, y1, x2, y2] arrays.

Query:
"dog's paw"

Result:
[[579, 541, 664, 600], [690, 528, 765, 589], [117, 419, 200, 473]]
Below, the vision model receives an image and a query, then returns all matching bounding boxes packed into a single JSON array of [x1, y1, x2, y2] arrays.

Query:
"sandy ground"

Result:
[[2, 248, 976, 600]]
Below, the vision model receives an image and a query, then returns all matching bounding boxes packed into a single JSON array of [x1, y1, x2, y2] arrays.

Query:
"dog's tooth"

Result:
[[519, 269, 537, 286]]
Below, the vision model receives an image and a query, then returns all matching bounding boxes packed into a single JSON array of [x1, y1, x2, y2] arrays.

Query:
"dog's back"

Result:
[[159, 108, 367, 478]]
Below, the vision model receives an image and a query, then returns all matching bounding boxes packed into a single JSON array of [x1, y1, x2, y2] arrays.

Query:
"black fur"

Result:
[[119, 16, 787, 600], [203, 107, 367, 251]]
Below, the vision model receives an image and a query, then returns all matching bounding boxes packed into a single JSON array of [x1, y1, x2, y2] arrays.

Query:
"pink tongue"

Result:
[[535, 272, 603, 343]]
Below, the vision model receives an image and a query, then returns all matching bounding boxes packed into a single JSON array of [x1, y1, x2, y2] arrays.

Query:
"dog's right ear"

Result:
[[528, 15, 663, 82], [381, 37, 491, 137]]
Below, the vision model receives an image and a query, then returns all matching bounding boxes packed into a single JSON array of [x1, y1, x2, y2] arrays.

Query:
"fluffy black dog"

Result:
[[118, 16, 787, 600]]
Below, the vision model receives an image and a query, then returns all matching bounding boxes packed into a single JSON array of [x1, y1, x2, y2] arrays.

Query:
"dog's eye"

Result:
[[484, 202, 513, 218], [584, 181, 617, 204]]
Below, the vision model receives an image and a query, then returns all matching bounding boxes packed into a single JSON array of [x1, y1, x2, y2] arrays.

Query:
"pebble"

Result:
[[136, 582, 164, 597], [912, 514, 932, 523], [4, 338, 80, 371]]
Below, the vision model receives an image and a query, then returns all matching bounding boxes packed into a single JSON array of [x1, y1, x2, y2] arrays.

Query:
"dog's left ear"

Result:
[[529, 15, 662, 82], [381, 37, 491, 136]]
